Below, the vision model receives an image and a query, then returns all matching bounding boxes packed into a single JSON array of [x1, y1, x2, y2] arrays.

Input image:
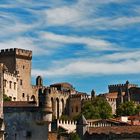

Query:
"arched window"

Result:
[[4, 80, 6, 87], [61, 99, 64, 114], [22, 93, 25, 98], [56, 98, 59, 119], [9, 81, 12, 89], [76, 106, 78, 112], [36, 76, 43, 86], [31, 95, 36, 102], [14, 82, 16, 90]]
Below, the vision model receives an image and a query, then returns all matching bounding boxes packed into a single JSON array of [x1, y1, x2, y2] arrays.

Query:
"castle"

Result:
[[99, 80, 140, 114], [1, 48, 140, 119], [0, 48, 92, 121], [0, 48, 92, 139], [1, 48, 140, 139]]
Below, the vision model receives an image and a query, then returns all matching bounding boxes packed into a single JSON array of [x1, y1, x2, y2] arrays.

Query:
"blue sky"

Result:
[[0, 0, 140, 94]]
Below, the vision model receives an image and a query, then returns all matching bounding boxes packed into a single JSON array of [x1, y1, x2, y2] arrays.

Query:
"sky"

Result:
[[0, 0, 140, 94]]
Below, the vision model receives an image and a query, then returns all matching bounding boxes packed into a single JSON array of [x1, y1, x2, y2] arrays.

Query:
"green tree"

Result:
[[60, 115, 69, 120], [70, 133, 80, 140], [82, 97, 112, 119], [3, 94, 11, 101], [116, 101, 137, 116], [136, 104, 140, 114]]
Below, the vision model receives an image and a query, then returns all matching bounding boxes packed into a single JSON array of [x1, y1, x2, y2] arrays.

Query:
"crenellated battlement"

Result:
[[46, 87, 70, 96], [0, 48, 32, 60], [108, 84, 138, 88], [54, 119, 77, 133], [108, 82, 138, 93], [57, 119, 77, 125], [4, 71, 17, 78], [70, 93, 90, 101]]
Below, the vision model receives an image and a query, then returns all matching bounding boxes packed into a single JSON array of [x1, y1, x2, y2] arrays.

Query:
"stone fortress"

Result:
[[1, 48, 140, 139], [0, 48, 92, 120], [1, 48, 140, 118], [0, 48, 92, 140], [100, 80, 140, 114]]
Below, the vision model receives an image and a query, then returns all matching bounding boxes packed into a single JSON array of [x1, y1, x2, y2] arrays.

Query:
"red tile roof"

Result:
[[88, 126, 140, 134], [4, 101, 37, 107]]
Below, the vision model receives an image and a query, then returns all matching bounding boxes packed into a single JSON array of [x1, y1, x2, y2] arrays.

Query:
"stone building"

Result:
[[3, 70, 18, 101], [36, 81, 91, 119], [76, 115, 140, 140], [99, 81, 140, 114], [4, 88, 52, 140], [68, 93, 90, 118], [0, 48, 92, 121], [0, 48, 35, 101], [0, 64, 5, 140]]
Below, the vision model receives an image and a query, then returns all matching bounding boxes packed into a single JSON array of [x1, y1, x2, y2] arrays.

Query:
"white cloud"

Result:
[[41, 32, 118, 51], [46, 6, 83, 26], [32, 59, 140, 77], [44, 0, 138, 30], [0, 37, 49, 55], [32, 49, 140, 77], [0, 11, 40, 39]]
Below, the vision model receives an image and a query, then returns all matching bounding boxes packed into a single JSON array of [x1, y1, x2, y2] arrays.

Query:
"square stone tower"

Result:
[[0, 48, 32, 101]]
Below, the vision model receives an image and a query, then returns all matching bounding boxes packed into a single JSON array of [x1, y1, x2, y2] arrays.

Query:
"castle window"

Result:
[[71, 107, 73, 113], [23, 65, 25, 69], [4, 80, 6, 87], [9, 81, 12, 89], [22, 93, 25, 98], [14, 82, 16, 90], [76, 106, 78, 112], [20, 79, 22, 85]]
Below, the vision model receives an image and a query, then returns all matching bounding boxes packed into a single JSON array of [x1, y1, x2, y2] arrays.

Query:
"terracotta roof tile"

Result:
[[4, 101, 37, 107], [88, 126, 140, 134]]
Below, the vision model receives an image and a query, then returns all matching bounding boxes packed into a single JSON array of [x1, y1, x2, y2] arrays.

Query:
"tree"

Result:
[[116, 101, 137, 116], [3, 94, 11, 101], [70, 133, 80, 140], [81, 97, 112, 119], [60, 115, 69, 120]]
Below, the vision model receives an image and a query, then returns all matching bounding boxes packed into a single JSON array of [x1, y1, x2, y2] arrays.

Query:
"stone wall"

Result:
[[48, 87, 70, 119], [3, 72, 18, 101], [4, 107, 49, 140], [69, 96, 81, 118], [0, 48, 33, 101], [16, 57, 32, 101]]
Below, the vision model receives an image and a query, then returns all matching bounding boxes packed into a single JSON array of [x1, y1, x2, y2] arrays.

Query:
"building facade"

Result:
[[0, 48, 92, 121], [0, 48, 33, 101], [4, 88, 52, 140], [100, 81, 140, 114]]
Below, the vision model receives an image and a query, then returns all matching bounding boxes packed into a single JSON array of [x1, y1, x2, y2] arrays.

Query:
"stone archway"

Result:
[[51, 97, 55, 117], [61, 98, 64, 115], [56, 98, 59, 119]]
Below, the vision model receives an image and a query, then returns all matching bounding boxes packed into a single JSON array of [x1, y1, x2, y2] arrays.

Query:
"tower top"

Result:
[[77, 115, 88, 125], [0, 48, 32, 60], [126, 80, 129, 85]]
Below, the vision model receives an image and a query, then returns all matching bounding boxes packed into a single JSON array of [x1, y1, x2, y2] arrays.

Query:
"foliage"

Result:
[[60, 115, 69, 120], [70, 133, 80, 140], [3, 94, 11, 101], [116, 101, 140, 116], [136, 104, 140, 114], [73, 113, 82, 121], [82, 97, 112, 119]]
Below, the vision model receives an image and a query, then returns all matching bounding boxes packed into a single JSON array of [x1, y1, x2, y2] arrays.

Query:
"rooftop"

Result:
[[4, 101, 36, 107], [88, 126, 140, 135]]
